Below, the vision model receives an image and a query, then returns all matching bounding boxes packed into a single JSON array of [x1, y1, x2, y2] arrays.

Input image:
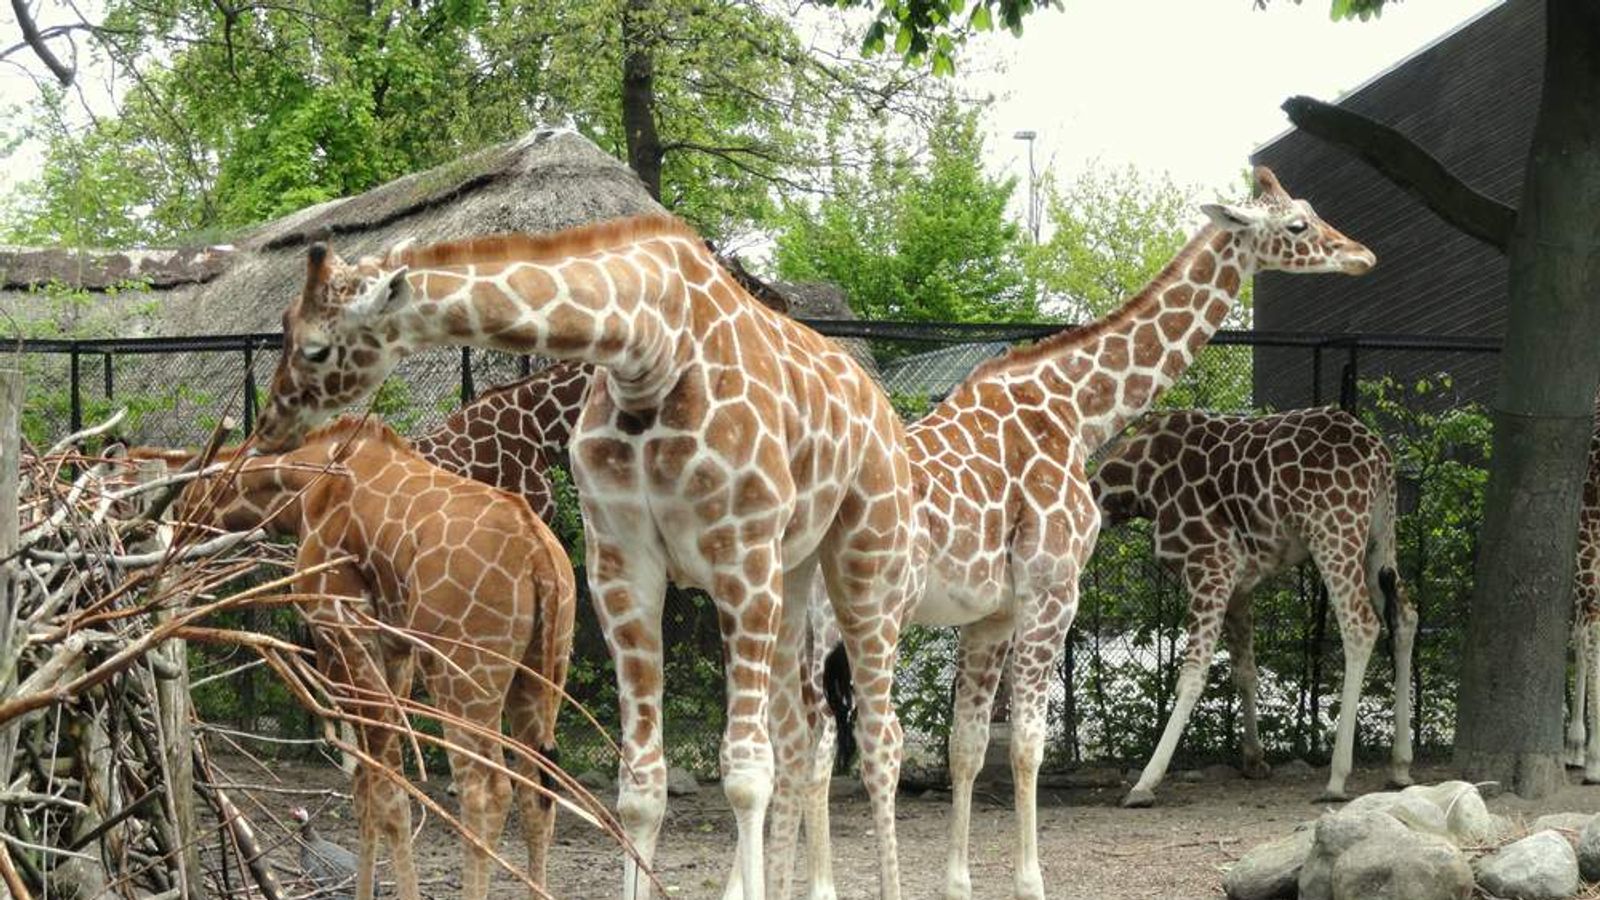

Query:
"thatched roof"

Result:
[[0, 129, 872, 445], [1, 129, 668, 337]]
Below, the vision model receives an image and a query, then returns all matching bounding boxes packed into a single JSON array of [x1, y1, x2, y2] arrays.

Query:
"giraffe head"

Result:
[[1200, 167, 1375, 276], [256, 242, 415, 450]]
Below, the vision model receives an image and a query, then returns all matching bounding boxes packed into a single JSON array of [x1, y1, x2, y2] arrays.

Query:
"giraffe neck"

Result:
[[987, 225, 1253, 451], [414, 362, 594, 470], [395, 242, 694, 411]]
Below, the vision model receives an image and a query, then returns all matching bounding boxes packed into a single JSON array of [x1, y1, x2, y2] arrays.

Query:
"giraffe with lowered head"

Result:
[[789, 167, 1374, 900], [1089, 407, 1416, 807], [251, 217, 926, 900], [133, 417, 575, 900]]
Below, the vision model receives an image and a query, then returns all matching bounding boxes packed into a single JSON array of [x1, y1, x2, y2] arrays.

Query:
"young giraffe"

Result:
[[136, 418, 576, 900], [783, 167, 1376, 900], [1089, 407, 1416, 807], [250, 217, 926, 900], [1565, 397, 1600, 780]]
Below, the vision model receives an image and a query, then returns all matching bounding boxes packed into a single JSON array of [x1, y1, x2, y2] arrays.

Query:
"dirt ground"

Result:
[[240, 756, 1600, 899]]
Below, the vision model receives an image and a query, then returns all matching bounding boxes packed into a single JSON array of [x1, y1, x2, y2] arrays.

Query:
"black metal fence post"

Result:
[[69, 342, 82, 435], [461, 347, 475, 404], [242, 345, 257, 434], [102, 353, 113, 402]]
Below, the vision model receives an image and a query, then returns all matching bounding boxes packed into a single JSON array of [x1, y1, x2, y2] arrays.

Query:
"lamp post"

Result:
[[1014, 129, 1039, 244]]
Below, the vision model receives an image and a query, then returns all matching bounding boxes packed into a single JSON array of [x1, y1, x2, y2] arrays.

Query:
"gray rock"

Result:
[[666, 767, 699, 797], [1577, 814, 1600, 882], [1330, 829, 1473, 900], [576, 769, 613, 793], [1123, 767, 1142, 785], [1299, 810, 1412, 900], [1223, 827, 1314, 900], [1401, 781, 1498, 845], [1387, 793, 1450, 839], [1531, 812, 1594, 837], [1338, 790, 1400, 816], [1473, 830, 1580, 900], [1178, 769, 1204, 784], [1276, 758, 1316, 778], [1203, 763, 1242, 782]]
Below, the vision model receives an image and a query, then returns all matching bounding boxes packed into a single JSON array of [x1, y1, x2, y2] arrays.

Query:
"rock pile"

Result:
[[1224, 781, 1600, 900]]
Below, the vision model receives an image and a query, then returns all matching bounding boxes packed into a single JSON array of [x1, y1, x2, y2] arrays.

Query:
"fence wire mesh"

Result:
[[4, 324, 1500, 778]]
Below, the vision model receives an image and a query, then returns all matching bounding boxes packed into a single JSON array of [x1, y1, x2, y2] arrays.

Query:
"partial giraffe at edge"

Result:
[[1089, 407, 1416, 806], [1567, 396, 1600, 780]]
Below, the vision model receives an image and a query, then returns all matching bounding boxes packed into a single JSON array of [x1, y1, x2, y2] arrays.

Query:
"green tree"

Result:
[[3, 0, 943, 246], [772, 104, 1036, 322], [1026, 165, 1252, 409], [1276, 0, 1600, 797]]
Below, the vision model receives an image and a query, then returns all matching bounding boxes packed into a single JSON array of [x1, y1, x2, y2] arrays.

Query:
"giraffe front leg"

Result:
[[1223, 596, 1270, 780], [760, 556, 819, 900], [1007, 577, 1080, 900], [585, 532, 669, 900], [1584, 616, 1600, 783], [1568, 614, 1587, 768], [1125, 556, 1236, 808], [710, 544, 785, 900], [942, 617, 1012, 900]]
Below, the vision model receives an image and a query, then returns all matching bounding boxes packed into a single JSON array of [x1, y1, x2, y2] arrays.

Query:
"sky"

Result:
[[0, 0, 1503, 230], [971, 0, 1500, 196]]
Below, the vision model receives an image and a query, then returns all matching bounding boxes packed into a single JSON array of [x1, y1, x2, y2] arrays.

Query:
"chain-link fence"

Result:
[[4, 324, 1501, 778]]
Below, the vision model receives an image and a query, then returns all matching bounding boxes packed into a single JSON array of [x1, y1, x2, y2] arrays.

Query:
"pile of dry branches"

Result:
[[0, 387, 634, 899]]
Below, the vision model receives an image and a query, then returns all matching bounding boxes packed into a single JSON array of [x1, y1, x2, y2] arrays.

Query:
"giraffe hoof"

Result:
[[1385, 773, 1414, 789], [1121, 788, 1157, 808], [1313, 789, 1352, 804], [1583, 774, 1600, 786]]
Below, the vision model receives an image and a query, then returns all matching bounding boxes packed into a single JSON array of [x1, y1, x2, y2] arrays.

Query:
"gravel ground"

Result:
[[235, 757, 1600, 899]]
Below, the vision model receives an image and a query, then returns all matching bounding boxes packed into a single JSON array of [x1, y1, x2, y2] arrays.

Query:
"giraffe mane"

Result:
[[965, 227, 1220, 384], [385, 215, 702, 269]]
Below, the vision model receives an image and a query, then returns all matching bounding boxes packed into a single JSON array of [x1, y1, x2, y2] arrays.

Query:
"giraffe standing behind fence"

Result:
[[1089, 407, 1416, 806]]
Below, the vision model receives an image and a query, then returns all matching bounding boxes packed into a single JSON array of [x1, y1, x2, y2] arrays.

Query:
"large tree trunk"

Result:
[[621, 0, 663, 200], [1455, 0, 1600, 799]]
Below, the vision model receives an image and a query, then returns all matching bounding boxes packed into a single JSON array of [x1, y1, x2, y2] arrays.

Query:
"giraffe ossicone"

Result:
[[785, 165, 1374, 900], [254, 216, 926, 900]]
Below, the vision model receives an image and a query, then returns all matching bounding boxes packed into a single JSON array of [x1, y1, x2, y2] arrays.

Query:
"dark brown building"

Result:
[[1249, 0, 1540, 410]]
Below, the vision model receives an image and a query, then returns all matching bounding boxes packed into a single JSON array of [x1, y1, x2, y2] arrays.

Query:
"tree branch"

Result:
[[10, 0, 76, 85], [1281, 94, 1516, 253]]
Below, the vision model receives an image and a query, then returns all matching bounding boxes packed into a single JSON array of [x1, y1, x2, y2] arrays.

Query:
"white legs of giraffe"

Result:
[[1223, 598, 1270, 780], [943, 616, 1014, 899], [1568, 602, 1600, 782], [1123, 556, 1237, 809]]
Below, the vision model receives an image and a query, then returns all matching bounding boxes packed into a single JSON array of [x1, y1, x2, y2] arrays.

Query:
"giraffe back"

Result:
[[1090, 407, 1395, 589]]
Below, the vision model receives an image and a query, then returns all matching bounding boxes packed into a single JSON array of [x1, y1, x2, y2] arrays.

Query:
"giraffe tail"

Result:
[[822, 642, 857, 770], [1367, 462, 1403, 662]]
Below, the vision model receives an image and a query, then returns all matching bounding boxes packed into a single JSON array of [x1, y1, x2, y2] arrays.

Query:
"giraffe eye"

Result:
[[1286, 220, 1309, 235], [302, 344, 333, 364]]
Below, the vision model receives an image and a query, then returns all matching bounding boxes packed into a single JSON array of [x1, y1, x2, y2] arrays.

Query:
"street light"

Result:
[[1013, 130, 1040, 244]]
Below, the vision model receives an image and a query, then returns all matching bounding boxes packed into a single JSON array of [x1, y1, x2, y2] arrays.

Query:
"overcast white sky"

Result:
[[0, 0, 1502, 223]]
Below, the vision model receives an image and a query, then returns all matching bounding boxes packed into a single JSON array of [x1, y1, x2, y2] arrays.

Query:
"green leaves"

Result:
[[773, 102, 1037, 324], [836, 0, 1056, 71]]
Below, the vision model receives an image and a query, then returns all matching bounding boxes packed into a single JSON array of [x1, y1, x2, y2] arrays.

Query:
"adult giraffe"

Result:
[[136, 417, 575, 900], [1566, 397, 1600, 781], [251, 217, 926, 900], [789, 167, 1374, 900], [1090, 408, 1415, 806]]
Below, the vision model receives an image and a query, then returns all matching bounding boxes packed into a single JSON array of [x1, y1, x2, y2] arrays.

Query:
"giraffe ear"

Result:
[[352, 266, 412, 317], [303, 242, 334, 308], [1201, 203, 1265, 231]]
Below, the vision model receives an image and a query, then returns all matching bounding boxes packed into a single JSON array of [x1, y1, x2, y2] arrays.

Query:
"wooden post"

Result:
[[0, 367, 24, 794], [140, 457, 203, 897], [0, 367, 27, 900]]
